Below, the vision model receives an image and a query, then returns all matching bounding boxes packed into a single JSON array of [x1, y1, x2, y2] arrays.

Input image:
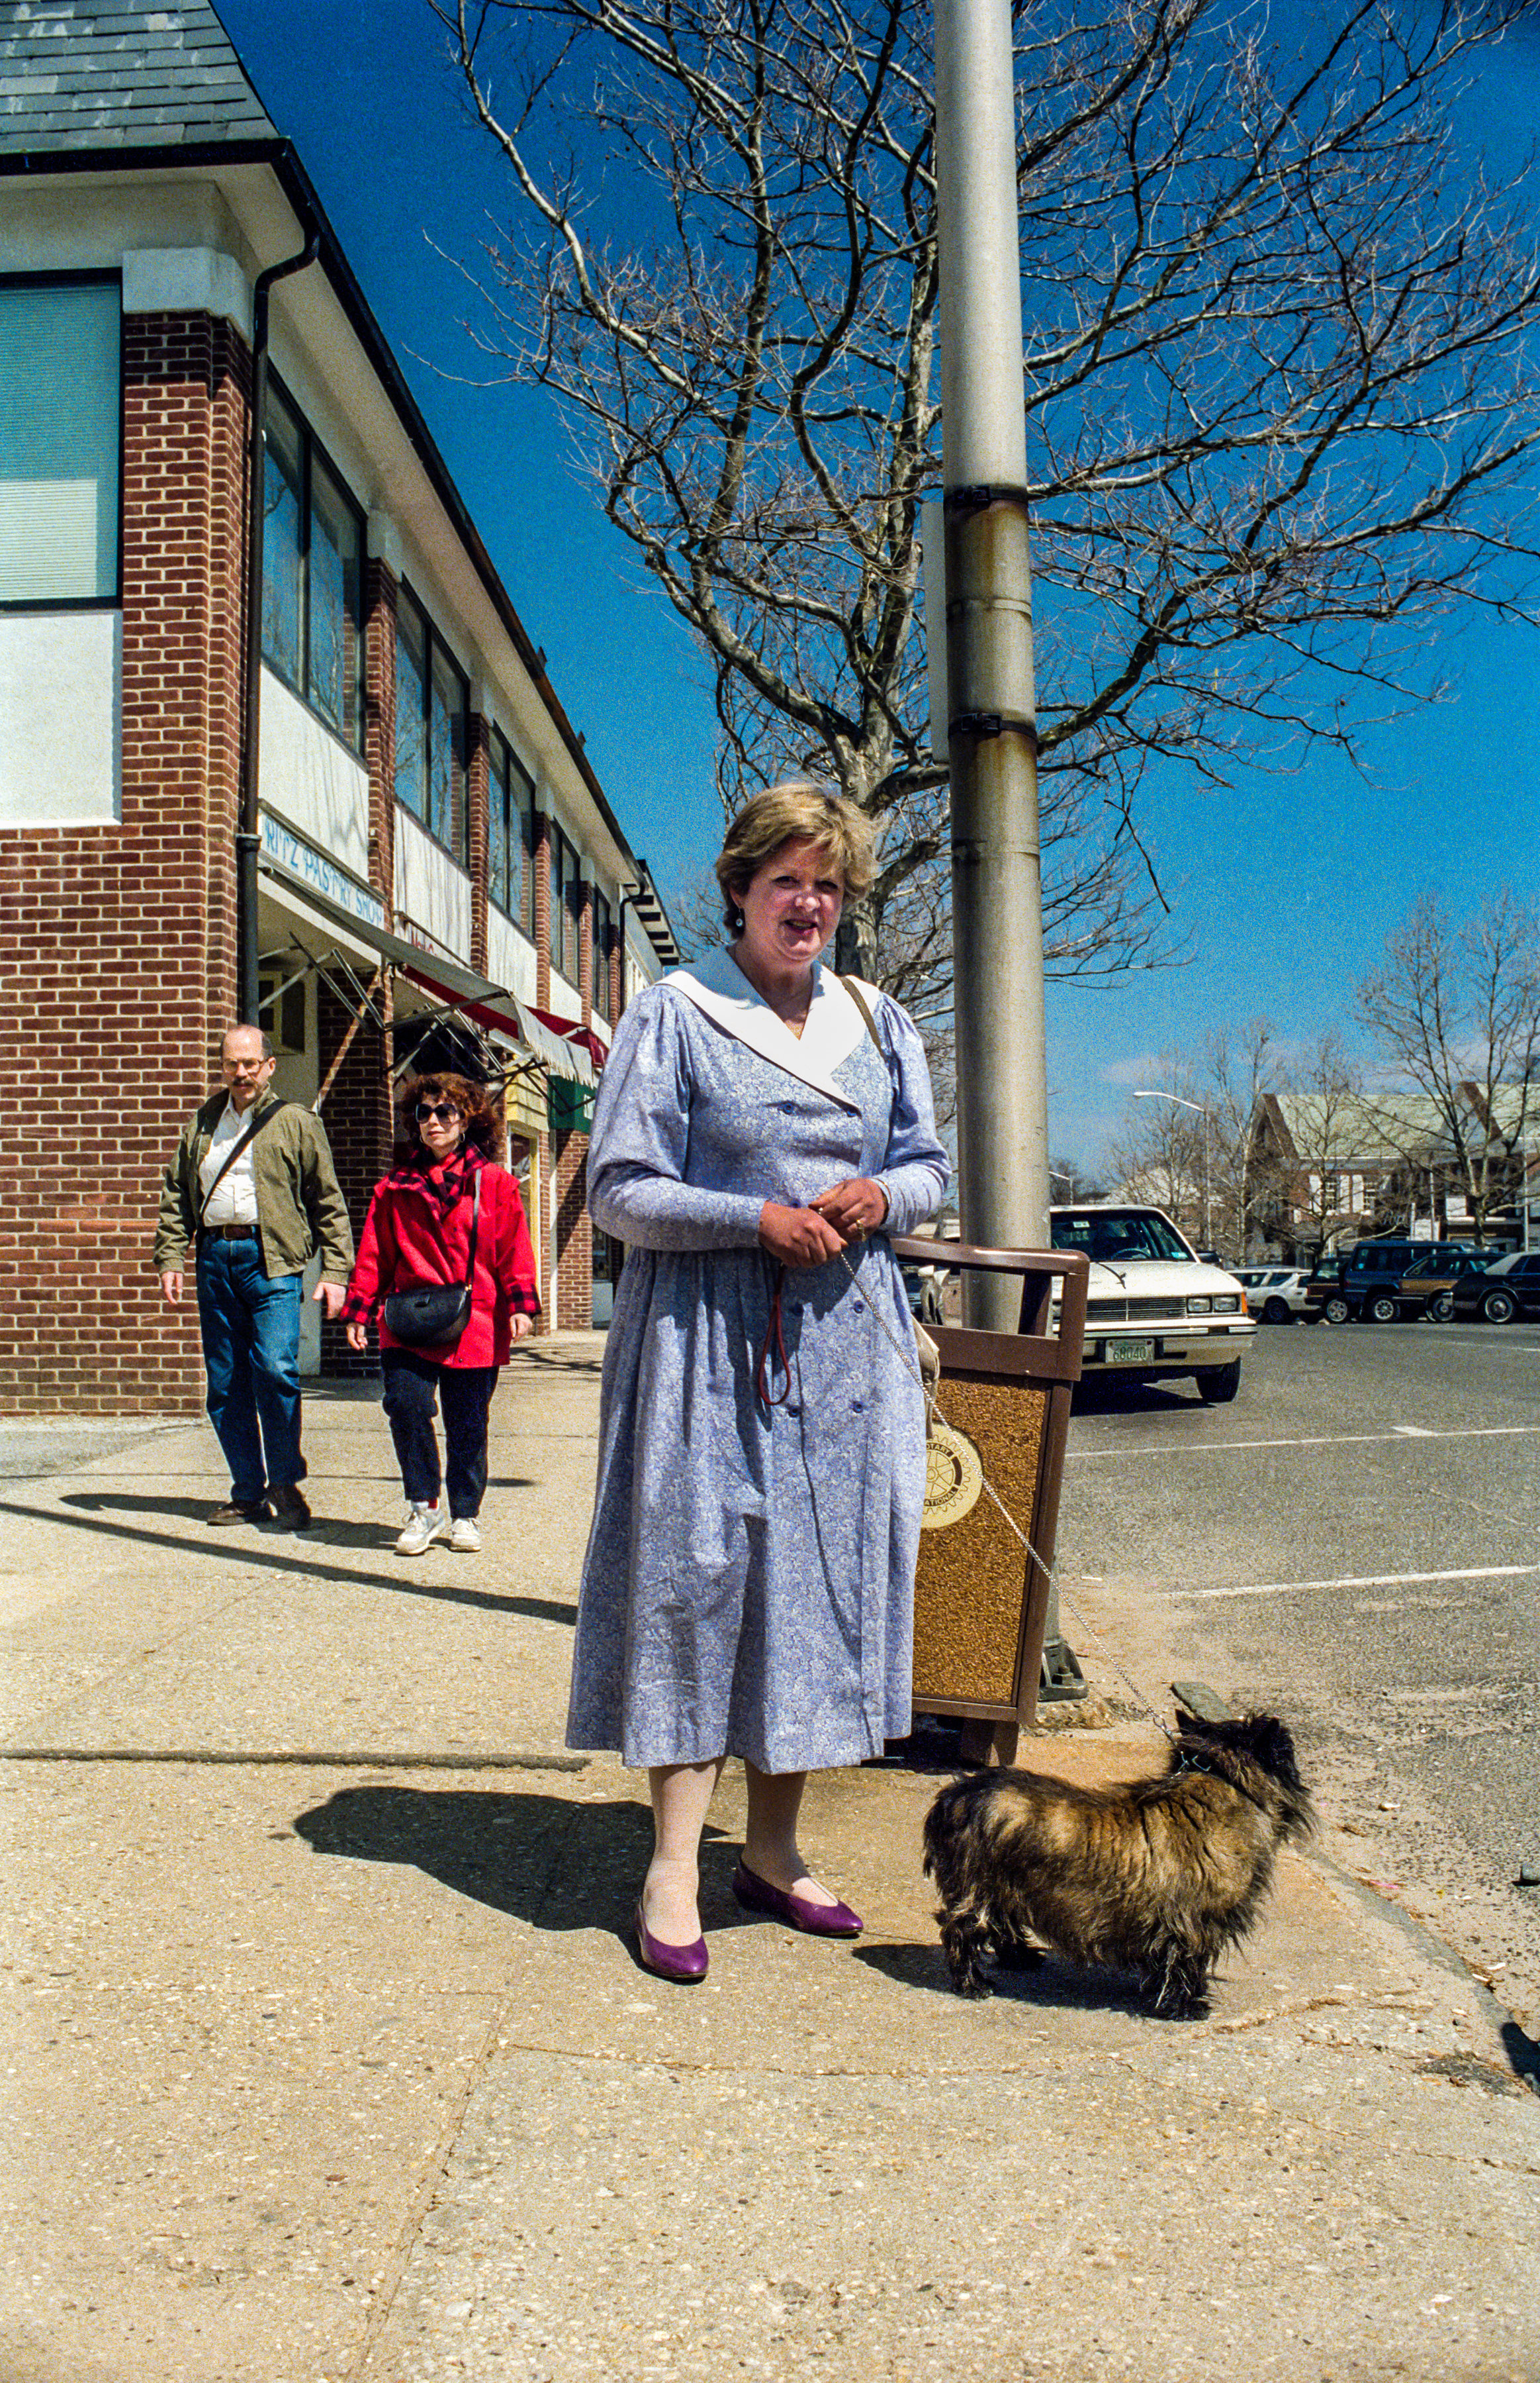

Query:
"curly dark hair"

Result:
[[394, 1072, 502, 1163]]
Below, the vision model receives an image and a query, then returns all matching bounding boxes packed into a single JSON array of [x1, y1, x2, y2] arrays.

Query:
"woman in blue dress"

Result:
[[565, 783, 949, 1981]]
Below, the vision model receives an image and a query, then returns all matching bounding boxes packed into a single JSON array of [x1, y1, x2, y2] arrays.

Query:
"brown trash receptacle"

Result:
[[890, 1238, 1090, 1764]]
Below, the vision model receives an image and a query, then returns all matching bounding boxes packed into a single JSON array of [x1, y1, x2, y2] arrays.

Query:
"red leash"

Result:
[[754, 1262, 792, 1409]]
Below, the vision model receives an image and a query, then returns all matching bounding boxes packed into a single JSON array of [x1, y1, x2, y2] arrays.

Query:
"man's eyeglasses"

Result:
[[416, 1102, 461, 1125]]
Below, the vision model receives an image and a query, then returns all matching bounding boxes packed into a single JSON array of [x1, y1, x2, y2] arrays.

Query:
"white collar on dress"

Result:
[[666, 946, 881, 1111]]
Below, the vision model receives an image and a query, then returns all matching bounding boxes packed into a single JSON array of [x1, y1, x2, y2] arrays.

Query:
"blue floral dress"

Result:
[[565, 949, 950, 1771]]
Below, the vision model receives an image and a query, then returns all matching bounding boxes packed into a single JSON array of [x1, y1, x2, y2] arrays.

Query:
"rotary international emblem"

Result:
[[921, 1418, 984, 1530]]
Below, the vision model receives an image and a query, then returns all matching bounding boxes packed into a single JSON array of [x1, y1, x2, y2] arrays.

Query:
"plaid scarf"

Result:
[[380, 1144, 486, 1213]]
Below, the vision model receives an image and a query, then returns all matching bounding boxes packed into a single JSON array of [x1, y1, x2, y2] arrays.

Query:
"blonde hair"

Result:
[[714, 781, 877, 935]]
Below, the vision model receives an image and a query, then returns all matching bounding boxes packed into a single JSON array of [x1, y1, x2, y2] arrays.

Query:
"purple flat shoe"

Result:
[[633, 1900, 708, 1983], [731, 1860, 864, 1938]]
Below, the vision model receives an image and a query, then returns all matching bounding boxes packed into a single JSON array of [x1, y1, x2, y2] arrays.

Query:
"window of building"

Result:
[[547, 823, 583, 985], [260, 380, 364, 747], [488, 728, 535, 931], [394, 584, 469, 864], [0, 275, 121, 606], [592, 890, 613, 1022]]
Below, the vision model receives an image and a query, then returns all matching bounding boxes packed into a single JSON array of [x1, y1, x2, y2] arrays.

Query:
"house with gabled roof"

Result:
[[1247, 1086, 1527, 1254], [0, 0, 677, 1411]]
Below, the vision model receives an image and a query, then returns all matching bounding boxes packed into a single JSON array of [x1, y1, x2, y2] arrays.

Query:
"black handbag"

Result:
[[382, 1170, 482, 1350]]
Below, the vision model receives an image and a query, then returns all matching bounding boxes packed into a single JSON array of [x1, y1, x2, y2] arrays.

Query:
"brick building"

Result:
[[0, 1, 676, 1413]]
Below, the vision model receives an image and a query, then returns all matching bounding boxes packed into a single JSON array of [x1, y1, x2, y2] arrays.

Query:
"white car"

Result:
[[1051, 1205, 1256, 1403], [1233, 1265, 1309, 1323]]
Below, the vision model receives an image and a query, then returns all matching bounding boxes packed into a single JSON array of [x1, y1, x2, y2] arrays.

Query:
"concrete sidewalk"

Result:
[[2, 1340, 1535, 2383]]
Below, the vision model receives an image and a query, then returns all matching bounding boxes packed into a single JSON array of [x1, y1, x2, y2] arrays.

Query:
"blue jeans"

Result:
[[196, 1238, 306, 1501], [381, 1352, 499, 1519]]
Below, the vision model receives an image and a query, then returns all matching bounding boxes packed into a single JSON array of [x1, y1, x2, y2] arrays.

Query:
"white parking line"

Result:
[[1067, 1425, 1540, 1460], [1423, 1334, 1540, 1354], [1176, 1564, 1540, 1600]]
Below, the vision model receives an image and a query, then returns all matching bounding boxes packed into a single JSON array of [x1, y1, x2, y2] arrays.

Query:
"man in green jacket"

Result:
[[154, 1024, 355, 1529]]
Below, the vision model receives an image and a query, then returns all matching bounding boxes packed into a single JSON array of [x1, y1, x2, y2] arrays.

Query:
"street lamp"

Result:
[[1133, 1089, 1211, 1251]]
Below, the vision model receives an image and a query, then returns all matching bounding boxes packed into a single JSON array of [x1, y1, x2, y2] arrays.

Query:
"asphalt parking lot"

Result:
[[1057, 1314, 1540, 2034]]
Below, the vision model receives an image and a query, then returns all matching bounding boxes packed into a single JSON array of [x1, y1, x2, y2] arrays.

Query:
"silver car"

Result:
[[1234, 1266, 1309, 1323]]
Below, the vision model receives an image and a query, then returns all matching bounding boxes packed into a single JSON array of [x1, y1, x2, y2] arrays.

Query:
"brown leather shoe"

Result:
[[266, 1483, 312, 1530], [208, 1497, 269, 1526]]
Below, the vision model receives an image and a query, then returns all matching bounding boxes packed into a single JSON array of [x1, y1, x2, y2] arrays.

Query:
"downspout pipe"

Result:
[[238, 225, 321, 1028]]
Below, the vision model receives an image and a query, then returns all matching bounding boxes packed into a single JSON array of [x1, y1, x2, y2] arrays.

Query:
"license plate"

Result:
[[1105, 1337, 1156, 1364]]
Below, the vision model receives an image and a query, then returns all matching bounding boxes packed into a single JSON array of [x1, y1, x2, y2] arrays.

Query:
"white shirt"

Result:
[[200, 1098, 261, 1225]]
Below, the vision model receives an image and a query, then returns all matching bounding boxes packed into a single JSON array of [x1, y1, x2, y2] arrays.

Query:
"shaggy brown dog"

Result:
[[922, 1712, 1315, 2011]]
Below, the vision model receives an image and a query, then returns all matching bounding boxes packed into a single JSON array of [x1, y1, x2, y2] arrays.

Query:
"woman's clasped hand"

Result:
[[758, 1175, 887, 1268]]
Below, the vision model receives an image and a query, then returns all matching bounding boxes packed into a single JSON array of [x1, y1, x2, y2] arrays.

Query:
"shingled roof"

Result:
[[0, 0, 277, 152]]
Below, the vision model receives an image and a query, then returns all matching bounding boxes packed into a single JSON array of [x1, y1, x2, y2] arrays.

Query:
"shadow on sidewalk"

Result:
[[854, 1938, 1210, 2018], [0, 1496, 576, 1626], [293, 1784, 733, 1938]]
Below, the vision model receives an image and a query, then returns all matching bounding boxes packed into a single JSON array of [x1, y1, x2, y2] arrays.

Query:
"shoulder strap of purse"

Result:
[[199, 1099, 288, 1223], [460, 1164, 483, 1291], [836, 973, 886, 1060]]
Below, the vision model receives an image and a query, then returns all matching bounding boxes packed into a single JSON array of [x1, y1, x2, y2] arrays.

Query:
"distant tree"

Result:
[[433, 0, 1540, 995], [1357, 890, 1540, 1237], [1107, 1058, 1208, 1235], [1283, 1031, 1367, 1247], [1049, 1155, 1107, 1203], [1202, 1019, 1281, 1256]]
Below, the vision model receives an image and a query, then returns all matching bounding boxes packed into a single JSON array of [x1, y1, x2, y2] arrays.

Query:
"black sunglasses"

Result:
[[416, 1101, 461, 1125]]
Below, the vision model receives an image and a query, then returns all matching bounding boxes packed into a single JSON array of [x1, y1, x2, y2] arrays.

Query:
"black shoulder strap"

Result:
[[199, 1099, 288, 1223], [461, 1166, 482, 1291]]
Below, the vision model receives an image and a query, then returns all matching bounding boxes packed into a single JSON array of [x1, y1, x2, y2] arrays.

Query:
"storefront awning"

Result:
[[258, 849, 595, 1085]]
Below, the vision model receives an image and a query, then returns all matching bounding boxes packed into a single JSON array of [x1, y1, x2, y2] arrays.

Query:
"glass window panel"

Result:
[[307, 450, 361, 744], [519, 770, 535, 933], [488, 735, 511, 914], [548, 824, 561, 972], [566, 855, 586, 991], [0, 279, 121, 604], [394, 589, 428, 822], [592, 892, 612, 1021], [429, 639, 467, 859], [261, 385, 304, 688]]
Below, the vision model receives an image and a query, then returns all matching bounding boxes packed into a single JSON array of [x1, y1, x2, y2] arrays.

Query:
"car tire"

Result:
[[1482, 1288, 1517, 1325], [1196, 1359, 1242, 1404], [1427, 1291, 1455, 1323], [1322, 1295, 1351, 1325], [1368, 1294, 1399, 1324], [1263, 1296, 1292, 1324]]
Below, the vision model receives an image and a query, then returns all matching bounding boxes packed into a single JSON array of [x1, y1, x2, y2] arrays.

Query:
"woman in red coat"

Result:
[[342, 1072, 541, 1554]]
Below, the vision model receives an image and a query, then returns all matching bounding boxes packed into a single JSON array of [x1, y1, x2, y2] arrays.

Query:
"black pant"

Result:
[[381, 1352, 500, 1520]]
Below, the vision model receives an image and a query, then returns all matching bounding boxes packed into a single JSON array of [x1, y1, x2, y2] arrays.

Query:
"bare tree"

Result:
[[1357, 889, 1540, 1236], [432, 0, 1540, 989], [1106, 1054, 1208, 1231], [1201, 1019, 1279, 1255], [1278, 1031, 1368, 1248]]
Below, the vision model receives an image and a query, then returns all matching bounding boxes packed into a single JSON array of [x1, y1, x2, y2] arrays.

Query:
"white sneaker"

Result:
[[396, 1502, 446, 1556], [449, 1515, 482, 1554]]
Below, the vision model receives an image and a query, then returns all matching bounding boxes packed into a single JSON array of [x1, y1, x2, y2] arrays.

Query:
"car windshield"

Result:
[[1050, 1209, 1194, 1264]]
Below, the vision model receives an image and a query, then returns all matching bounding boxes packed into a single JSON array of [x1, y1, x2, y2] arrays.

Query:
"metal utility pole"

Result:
[[934, 0, 1050, 1333]]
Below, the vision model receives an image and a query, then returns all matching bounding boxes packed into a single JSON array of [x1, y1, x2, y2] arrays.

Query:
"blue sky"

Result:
[[215, 0, 1540, 1170]]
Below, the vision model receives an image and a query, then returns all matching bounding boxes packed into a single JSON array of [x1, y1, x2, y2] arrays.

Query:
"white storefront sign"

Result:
[[260, 812, 385, 929]]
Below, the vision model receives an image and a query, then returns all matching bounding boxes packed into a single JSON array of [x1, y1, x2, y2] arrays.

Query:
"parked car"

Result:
[[1396, 1245, 1500, 1323], [1234, 1265, 1309, 1323], [1301, 1238, 1466, 1325], [1050, 1205, 1255, 1401], [1447, 1248, 1540, 1325], [1300, 1255, 1351, 1325]]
